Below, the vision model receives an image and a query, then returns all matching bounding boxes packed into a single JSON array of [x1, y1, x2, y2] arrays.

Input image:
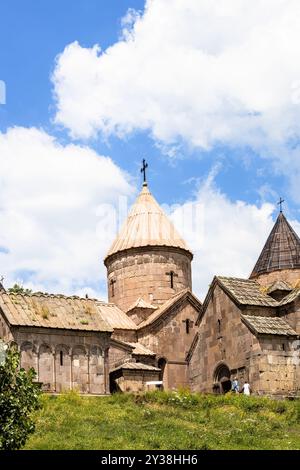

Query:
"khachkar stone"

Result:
[[104, 181, 193, 313]]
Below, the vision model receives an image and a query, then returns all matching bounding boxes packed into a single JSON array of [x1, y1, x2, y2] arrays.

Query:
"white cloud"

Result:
[[52, 0, 300, 154], [0, 127, 133, 297], [1, 128, 298, 301], [169, 167, 300, 299]]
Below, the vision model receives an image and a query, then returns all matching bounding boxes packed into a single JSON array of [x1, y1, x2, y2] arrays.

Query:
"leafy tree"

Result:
[[8, 284, 33, 295], [0, 346, 41, 450]]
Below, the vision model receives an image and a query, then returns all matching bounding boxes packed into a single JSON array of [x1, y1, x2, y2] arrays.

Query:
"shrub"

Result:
[[0, 347, 41, 450]]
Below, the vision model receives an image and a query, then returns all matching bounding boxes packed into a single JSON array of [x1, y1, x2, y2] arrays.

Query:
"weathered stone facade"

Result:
[[253, 269, 300, 288], [189, 282, 299, 395], [105, 247, 192, 312], [9, 327, 110, 394], [1, 179, 300, 397], [138, 296, 200, 389]]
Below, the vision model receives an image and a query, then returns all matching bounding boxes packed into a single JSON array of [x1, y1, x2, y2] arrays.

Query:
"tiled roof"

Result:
[[94, 301, 137, 330], [137, 289, 202, 329], [0, 292, 137, 332], [105, 183, 192, 261], [128, 342, 156, 356], [217, 277, 278, 307], [242, 315, 297, 336], [110, 361, 160, 373], [278, 288, 300, 306], [127, 297, 157, 313], [0, 292, 113, 332], [267, 280, 293, 294], [250, 212, 300, 278]]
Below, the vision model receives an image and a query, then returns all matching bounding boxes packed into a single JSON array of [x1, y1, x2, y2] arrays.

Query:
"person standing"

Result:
[[232, 378, 239, 393], [242, 381, 251, 396]]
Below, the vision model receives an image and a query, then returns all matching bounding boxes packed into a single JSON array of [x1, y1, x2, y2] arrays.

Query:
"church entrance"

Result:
[[213, 363, 231, 394]]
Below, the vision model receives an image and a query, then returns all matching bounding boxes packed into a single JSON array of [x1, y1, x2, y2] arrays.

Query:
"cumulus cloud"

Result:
[[1, 128, 298, 301], [169, 167, 300, 299], [53, 0, 300, 153], [0, 127, 133, 297]]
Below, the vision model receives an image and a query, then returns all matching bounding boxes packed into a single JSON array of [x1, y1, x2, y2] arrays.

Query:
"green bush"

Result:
[[0, 347, 41, 450]]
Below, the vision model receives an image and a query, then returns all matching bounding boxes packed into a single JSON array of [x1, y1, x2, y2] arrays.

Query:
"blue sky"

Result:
[[0, 0, 290, 207], [1, 0, 300, 299]]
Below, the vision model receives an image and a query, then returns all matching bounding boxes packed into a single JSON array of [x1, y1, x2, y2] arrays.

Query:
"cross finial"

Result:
[[141, 159, 148, 184], [278, 197, 285, 213]]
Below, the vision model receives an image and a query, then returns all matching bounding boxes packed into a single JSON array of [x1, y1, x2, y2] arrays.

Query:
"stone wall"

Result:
[[11, 327, 110, 394], [281, 297, 300, 334], [253, 269, 300, 288], [189, 285, 261, 393], [105, 247, 192, 312], [113, 370, 160, 393], [138, 300, 199, 390], [189, 284, 299, 395], [0, 313, 13, 343], [250, 337, 299, 395], [108, 341, 133, 371], [112, 328, 137, 343]]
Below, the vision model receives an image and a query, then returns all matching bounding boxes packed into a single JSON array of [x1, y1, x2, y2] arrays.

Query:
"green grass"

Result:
[[24, 390, 300, 450]]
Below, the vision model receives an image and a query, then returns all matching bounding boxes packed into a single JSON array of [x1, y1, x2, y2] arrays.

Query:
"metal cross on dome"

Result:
[[141, 159, 148, 183], [278, 197, 285, 213]]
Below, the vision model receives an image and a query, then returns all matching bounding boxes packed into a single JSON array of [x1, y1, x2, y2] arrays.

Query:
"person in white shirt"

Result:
[[242, 381, 251, 395]]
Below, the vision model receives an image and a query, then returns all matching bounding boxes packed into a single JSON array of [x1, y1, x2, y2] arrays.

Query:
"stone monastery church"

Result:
[[0, 172, 300, 396]]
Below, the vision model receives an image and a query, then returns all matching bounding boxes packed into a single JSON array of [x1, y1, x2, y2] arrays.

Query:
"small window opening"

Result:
[[60, 350, 63, 366], [218, 319, 221, 334], [183, 319, 192, 334], [110, 279, 116, 297]]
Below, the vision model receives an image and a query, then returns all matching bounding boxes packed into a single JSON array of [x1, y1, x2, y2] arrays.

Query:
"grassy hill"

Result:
[[24, 391, 300, 450]]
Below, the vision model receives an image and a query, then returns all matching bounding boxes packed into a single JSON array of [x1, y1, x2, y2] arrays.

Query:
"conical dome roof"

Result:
[[105, 183, 192, 261], [250, 212, 300, 278]]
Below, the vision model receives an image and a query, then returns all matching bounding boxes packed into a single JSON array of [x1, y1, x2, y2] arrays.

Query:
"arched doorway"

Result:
[[213, 363, 231, 394]]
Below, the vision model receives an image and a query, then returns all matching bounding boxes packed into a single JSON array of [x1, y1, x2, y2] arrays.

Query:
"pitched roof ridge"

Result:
[[127, 297, 157, 312], [110, 361, 160, 373], [6, 291, 103, 302], [267, 279, 293, 294], [137, 288, 200, 330], [217, 275, 258, 283]]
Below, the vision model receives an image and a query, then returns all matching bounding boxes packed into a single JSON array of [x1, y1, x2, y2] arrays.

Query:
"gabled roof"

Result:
[[105, 183, 192, 261], [127, 297, 157, 313], [217, 277, 278, 307], [278, 287, 300, 306], [267, 280, 292, 294], [137, 289, 202, 330], [0, 292, 113, 332], [242, 315, 297, 336], [95, 301, 137, 330], [250, 212, 300, 278], [127, 342, 156, 356], [197, 275, 300, 326], [110, 362, 160, 373], [109, 339, 155, 356]]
